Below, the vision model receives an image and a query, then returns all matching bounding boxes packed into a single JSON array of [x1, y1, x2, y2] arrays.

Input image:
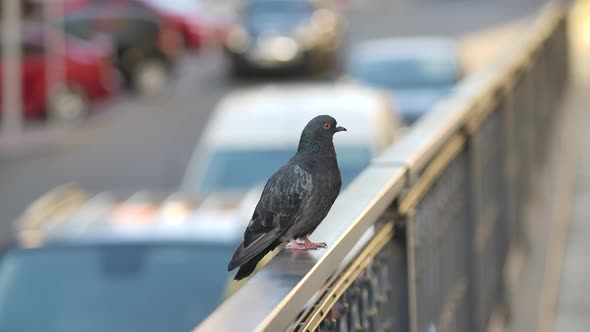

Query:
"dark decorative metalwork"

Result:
[[410, 150, 472, 332], [470, 107, 509, 331], [315, 249, 396, 332]]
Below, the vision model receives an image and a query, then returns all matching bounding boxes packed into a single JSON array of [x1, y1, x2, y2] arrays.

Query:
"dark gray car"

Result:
[[223, 0, 344, 76]]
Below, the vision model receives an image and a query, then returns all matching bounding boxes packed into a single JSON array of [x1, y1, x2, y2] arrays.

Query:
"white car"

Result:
[[182, 83, 404, 194], [346, 37, 464, 124]]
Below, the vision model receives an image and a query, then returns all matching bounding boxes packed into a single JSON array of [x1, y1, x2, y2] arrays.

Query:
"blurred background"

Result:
[[0, 0, 583, 331]]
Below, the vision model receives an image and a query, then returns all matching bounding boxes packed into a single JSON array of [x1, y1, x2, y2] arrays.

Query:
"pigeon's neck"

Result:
[[297, 136, 335, 154]]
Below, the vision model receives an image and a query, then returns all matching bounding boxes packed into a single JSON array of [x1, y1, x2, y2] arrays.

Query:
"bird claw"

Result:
[[286, 242, 319, 250], [302, 236, 327, 249], [286, 239, 328, 250]]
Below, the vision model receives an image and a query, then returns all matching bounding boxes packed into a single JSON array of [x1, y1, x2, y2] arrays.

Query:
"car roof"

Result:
[[201, 83, 399, 149], [351, 37, 459, 62], [15, 184, 249, 249]]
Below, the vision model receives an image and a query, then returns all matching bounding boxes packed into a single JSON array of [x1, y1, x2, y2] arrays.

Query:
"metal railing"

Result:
[[195, 2, 570, 331]]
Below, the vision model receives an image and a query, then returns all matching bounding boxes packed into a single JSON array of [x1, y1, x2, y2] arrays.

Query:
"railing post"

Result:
[[523, 61, 538, 195], [405, 210, 419, 332], [462, 127, 478, 332], [517, 66, 533, 251]]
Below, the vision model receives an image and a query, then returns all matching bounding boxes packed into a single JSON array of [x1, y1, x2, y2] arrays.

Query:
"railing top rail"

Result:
[[194, 2, 566, 331]]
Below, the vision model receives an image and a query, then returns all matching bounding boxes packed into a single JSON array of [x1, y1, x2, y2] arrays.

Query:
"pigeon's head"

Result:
[[297, 115, 347, 153]]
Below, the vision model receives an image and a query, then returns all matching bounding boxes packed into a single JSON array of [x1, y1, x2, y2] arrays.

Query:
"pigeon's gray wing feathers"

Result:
[[228, 163, 313, 271], [257, 164, 313, 228]]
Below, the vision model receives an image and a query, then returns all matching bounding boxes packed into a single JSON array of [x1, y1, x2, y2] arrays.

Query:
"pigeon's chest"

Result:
[[304, 162, 341, 214], [307, 158, 341, 192]]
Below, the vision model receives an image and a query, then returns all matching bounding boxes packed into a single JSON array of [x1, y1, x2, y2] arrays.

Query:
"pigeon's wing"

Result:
[[249, 164, 313, 232], [228, 163, 313, 271]]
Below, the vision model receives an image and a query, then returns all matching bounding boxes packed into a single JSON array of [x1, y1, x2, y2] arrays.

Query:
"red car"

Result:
[[64, 0, 206, 50], [141, 0, 237, 48], [0, 24, 119, 122]]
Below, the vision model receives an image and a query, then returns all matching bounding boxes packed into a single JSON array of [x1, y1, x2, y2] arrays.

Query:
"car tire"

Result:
[[47, 86, 88, 124], [132, 59, 170, 97]]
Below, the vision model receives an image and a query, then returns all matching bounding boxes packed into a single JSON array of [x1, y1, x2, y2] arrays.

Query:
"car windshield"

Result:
[[245, 0, 313, 19], [0, 244, 235, 332], [348, 55, 458, 90], [191, 146, 373, 192]]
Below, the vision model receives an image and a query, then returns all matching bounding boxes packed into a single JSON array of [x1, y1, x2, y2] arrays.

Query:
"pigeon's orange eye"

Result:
[[323, 123, 331, 129]]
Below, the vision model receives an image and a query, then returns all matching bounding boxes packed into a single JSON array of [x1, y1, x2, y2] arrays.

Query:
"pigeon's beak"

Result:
[[336, 126, 347, 132]]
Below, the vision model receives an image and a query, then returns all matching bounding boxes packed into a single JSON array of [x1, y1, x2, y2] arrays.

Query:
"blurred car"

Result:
[[0, 184, 251, 332], [63, 2, 183, 96], [346, 37, 463, 124], [192, 0, 239, 46], [223, 0, 344, 76], [136, 0, 240, 49], [182, 83, 403, 194], [0, 24, 119, 122], [65, 0, 207, 50]]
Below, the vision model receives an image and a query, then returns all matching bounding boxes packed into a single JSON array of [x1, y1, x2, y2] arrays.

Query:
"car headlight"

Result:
[[268, 37, 299, 61], [225, 26, 250, 52]]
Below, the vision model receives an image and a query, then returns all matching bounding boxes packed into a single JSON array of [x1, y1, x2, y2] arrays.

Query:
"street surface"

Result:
[[0, 0, 547, 238]]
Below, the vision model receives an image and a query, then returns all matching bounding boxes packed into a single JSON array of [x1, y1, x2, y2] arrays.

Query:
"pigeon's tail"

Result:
[[228, 229, 282, 271], [233, 249, 271, 280], [228, 232, 282, 280], [234, 261, 257, 280]]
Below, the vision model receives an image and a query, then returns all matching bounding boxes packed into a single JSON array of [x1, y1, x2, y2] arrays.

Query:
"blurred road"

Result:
[[0, 0, 547, 234]]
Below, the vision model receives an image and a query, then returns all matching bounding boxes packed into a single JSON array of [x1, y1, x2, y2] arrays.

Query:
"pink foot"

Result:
[[302, 235, 327, 249], [286, 239, 318, 250]]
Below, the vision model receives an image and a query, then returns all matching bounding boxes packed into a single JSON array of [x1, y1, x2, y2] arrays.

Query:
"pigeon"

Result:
[[227, 115, 347, 281]]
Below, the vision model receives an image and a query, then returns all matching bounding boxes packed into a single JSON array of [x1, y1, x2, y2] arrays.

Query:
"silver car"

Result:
[[347, 37, 464, 124]]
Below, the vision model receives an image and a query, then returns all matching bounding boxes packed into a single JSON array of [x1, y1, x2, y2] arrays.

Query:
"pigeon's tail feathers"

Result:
[[227, 242, 247, 271], [233, 247, 273, 280], [227, 230, 281, 271], [234, 261, 257, 280]]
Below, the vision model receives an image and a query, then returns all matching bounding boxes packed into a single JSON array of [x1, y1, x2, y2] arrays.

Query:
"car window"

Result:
[[0, 244, 235, 332], [63, 18, 93, 39], [348, 55, 459, 90], [84, 0, 151, 14], [189, 146, 373, 192], [245, 0, 313, 18], [124, 0, 156, 17], [195, 148, 294, 192], [64, 13, 159, 45]]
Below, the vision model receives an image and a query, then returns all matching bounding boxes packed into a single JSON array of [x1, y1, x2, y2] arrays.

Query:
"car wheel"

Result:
[[48, 86, 88, 124], [132, 59, 170, 97]]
